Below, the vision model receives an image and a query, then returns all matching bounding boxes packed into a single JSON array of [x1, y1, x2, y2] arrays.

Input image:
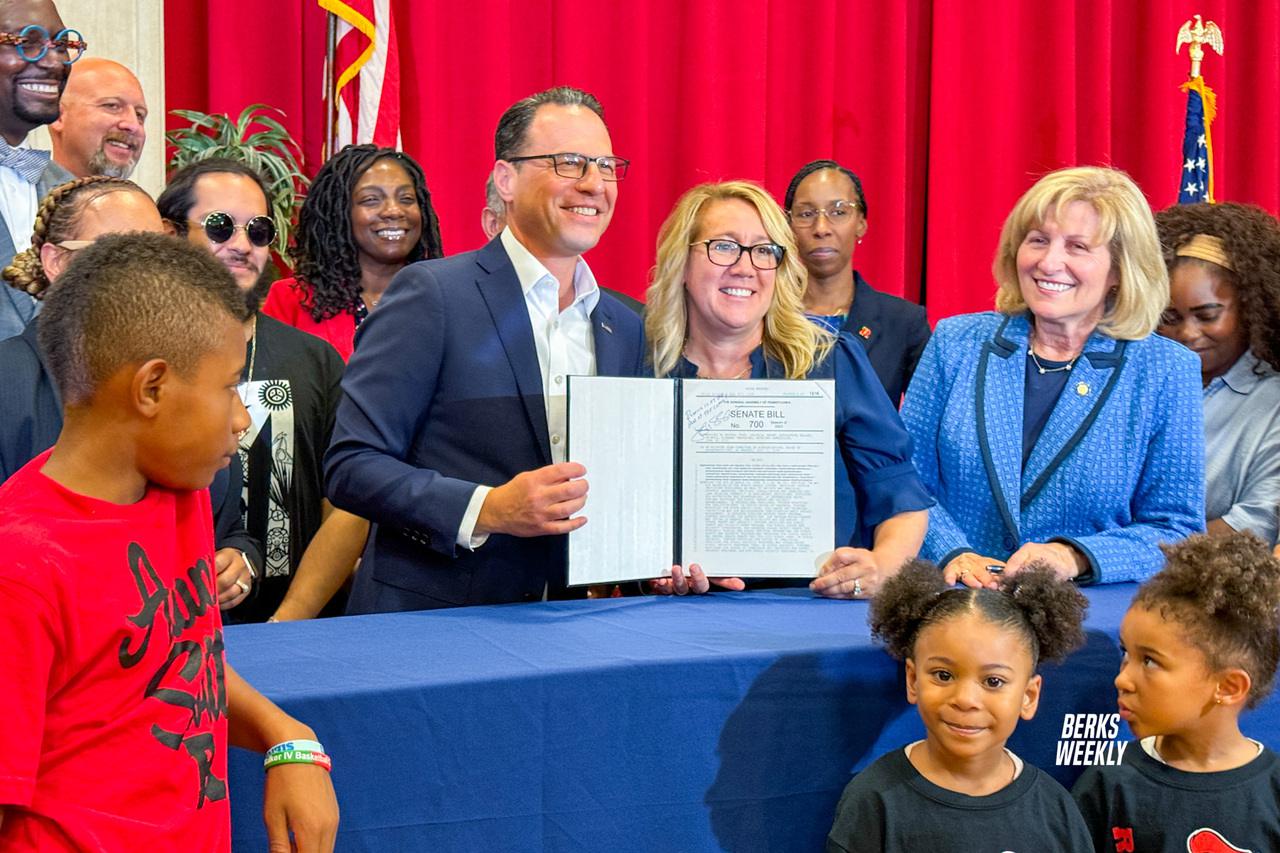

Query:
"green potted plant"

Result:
[[165, 103, 308, 256]]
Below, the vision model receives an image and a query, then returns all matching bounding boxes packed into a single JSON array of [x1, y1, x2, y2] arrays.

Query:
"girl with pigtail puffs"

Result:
[[827, 560, 1092, 853], [1073, 532, 1280, 852]]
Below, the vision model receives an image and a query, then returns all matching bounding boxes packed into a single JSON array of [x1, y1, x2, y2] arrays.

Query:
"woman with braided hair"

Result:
[[0, 175, 262, 612], [3, 175, 159, 300], [262, 144, 444, 361], [1, 177, 162, 480], [1155, 202, 1280, 545]]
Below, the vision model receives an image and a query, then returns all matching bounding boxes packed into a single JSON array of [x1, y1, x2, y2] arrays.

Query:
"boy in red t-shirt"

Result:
[[0, 234, 339, 851]]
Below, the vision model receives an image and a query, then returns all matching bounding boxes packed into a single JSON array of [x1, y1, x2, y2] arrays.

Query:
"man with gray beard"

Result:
[[49, 57, 145, 180]]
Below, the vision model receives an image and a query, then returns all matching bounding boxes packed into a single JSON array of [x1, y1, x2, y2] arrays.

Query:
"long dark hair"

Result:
[[290, 144, 443, 321]]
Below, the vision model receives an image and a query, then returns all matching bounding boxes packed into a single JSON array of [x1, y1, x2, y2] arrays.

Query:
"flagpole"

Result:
[[1174, 14, 1224, 205], [324, 12, 338, 162]]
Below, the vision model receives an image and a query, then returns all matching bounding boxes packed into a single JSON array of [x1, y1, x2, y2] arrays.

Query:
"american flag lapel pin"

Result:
[[858, 325, 872, 339]]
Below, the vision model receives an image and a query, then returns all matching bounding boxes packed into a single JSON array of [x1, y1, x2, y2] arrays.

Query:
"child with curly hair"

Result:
[[826, 560, 1091, 852], [1155, 202, 1280, 545], [1072, 532, 1280, 851]]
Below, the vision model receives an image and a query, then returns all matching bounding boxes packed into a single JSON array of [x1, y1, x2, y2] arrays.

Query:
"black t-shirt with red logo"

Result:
[[1073, 738, 1280, 853]]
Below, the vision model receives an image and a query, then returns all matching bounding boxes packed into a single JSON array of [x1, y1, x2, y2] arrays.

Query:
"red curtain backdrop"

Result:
[[164, 1, 1280, 321], [924, 0, 1280, 321]]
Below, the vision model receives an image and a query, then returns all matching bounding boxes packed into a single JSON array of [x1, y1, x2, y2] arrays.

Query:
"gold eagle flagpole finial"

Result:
[[1175, 14, 1225, 78]]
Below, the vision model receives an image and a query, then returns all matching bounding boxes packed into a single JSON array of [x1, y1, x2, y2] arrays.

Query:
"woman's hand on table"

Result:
[[1003, 541, 1087, 580], [811, 547, 894, 599], [943, 552, 1003, 590]]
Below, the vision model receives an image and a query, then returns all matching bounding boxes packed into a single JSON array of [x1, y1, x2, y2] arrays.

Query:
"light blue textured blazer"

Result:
[[901, 312, 1205, 584]]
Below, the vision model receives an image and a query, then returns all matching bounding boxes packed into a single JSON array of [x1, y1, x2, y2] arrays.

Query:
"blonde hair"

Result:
[[992, 166, 1167, 340], [3, 176, 149, 300], [645, 181, 832, 378]]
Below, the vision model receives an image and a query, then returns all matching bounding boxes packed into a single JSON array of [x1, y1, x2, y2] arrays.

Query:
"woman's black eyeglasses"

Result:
[[690, 239, 785, 270]]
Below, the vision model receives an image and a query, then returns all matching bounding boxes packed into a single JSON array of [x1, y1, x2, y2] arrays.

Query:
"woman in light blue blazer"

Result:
[[901, 167, 1205, 586]]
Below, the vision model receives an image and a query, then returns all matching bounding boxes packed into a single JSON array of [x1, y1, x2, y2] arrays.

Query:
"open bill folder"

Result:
[[566, 375, 835, 585]]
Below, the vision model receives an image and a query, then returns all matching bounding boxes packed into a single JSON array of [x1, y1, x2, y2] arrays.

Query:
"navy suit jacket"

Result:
[[841, 272, 931, 406], [326, 238, 646, 612]]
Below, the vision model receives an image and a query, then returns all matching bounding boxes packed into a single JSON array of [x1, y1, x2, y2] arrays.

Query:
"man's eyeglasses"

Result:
[[691, 239, 785, 271], [188, 212, 277, 248], [788, 201, 860, 229], [0, 25, 86, 64], [506, 152, 630, 181]]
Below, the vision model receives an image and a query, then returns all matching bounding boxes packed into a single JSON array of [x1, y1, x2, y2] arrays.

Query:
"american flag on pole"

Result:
[[320, 0, 400, 149], [1174, 16, 1223, 204], [1177, 78, 1214, 204]]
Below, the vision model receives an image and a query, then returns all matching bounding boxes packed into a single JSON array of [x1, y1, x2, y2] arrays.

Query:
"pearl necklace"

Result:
[[1028, 346, 1077, 375], [1028, 331, 1080, 375]]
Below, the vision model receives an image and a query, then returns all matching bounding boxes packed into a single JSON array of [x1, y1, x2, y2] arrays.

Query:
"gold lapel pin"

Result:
[[1076, 382, 1090, 396]]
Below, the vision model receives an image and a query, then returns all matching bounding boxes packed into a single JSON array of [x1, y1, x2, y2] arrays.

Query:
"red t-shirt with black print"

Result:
[[0, 452, 231, 851]]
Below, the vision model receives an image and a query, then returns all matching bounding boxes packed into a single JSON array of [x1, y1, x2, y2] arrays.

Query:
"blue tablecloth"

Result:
[[225, 585, 1280, 852]]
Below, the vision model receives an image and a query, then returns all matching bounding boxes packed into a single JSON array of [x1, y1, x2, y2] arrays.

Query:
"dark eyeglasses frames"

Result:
[[189, 212, 277, 248], [691, 239, 786, 270], [506, 152, 630, 181], [0, 25, 86, 63]]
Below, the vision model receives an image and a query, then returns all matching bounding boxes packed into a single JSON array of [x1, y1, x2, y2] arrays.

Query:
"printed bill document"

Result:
[[566, 376, 834, 584]]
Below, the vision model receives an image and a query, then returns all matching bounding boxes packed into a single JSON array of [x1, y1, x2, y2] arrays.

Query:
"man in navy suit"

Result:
[[326, 86, 645, 612]]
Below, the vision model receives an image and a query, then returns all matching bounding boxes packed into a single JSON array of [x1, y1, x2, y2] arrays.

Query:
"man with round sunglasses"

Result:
[[327, 86, 645, 613], [157, 158, 361, 624], [192, 209, 276, 255], [0, 0, 80, 341], [160, 161, 275, 293]]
